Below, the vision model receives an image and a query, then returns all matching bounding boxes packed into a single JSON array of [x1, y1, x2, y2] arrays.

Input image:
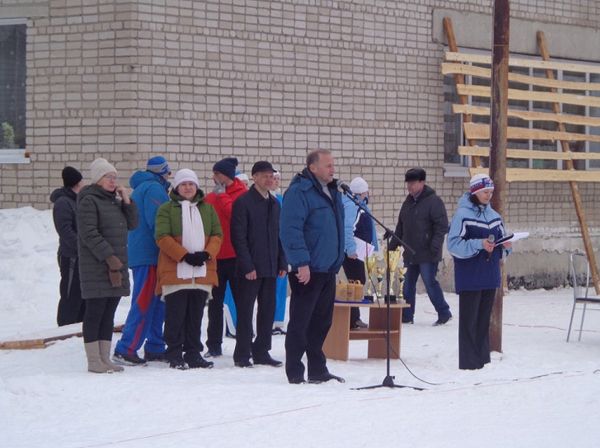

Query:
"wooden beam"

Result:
[[452, 104, 600, 128], [446, 51, 600, 75], [457, 84, 600, 109], [443, 17, 482, 167], [537, 31, 600, 294], [463, 122, 600, 144], [469, 167, 600, 182], [458, 146, 600, 160], [442, 62, 600, 92]]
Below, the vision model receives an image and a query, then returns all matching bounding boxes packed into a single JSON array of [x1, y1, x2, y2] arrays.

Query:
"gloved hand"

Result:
[[182, 252, 209, 267], [108, 270, 122, 287], [383, 230, 394, 240], [105, 254, 123, 271], [213, 181, 226, 195]]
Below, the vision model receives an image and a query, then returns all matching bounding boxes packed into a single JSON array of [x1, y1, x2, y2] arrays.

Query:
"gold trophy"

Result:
[[376, 267, 385, 299], [396, 266, 408, 303], [364, 255, 377, 302], [383, 248, 401, 303]]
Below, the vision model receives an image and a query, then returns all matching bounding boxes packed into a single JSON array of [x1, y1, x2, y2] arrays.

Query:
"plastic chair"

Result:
[[567, 253, 600, 342]]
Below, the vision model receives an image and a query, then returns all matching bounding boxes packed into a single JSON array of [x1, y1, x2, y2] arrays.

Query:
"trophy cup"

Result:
[[383, 248, 401, 303], [376, 267, 385, 299], [364, 255, 377, 302], [396, 266, 408, 303]]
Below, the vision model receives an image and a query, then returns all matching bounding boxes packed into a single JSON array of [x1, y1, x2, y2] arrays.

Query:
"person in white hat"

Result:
[[447, 174, 512, 370]]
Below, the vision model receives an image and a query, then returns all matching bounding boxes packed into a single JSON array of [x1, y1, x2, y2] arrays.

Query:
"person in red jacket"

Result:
[[204, 157, 248, 357]]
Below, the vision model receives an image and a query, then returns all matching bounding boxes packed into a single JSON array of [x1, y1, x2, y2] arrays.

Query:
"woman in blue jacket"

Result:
[[447, 174, 512, 370]]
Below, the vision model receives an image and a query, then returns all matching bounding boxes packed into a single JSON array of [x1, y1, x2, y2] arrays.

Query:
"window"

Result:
[[0, 22, 26, 149]]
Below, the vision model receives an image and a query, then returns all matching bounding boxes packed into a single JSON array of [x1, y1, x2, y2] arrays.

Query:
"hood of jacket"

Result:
[[129, 170, 171, 191], [50, 187, 77, 203]]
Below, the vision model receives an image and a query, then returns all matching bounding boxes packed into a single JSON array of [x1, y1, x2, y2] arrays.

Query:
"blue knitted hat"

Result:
[[146, 156, 170, 176], [213, 157, 238, 180]]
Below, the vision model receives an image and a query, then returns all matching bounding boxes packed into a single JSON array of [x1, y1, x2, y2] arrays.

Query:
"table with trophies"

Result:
[[323, 248, 410, 362]]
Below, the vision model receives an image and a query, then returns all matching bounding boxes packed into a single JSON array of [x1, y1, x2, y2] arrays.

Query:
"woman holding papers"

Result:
[[155, 169, 222, 370], [447, 174, 512, 370], [342, 177, 378, 329]]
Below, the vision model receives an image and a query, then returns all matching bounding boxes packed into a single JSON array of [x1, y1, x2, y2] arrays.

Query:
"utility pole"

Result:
[[489, 0, 510, 353]]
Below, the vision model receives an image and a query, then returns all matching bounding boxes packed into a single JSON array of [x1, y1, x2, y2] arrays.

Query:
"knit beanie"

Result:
[[90, 158, 117, 184], [146, 156, 170, 176], [173, 169, 199, 189], [349, 177, 369, 194], [235, 171, 249, 183], [212, 157, 238, 180], [469, 174, 495, 195], [62, 166, 83, 188]]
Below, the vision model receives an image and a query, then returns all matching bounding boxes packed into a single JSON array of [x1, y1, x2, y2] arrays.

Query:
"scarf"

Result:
[[177, 200, 206, 279]]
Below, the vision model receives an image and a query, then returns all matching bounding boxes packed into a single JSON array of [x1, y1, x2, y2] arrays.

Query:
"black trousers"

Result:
[[82, 296, 120, 343], [285, 272, 336, 380], [233, 276, 276, 363], [342, 255, 366, 326], [458, 288, 496, 370], [57, 255, 85, 326], [207, 258, 237, 352], [164, 289, 208, 362]]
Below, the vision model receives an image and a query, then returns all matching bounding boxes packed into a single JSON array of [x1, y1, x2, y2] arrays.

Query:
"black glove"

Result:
[[383, 230, 394, 240], [182, 252, 210, 267]]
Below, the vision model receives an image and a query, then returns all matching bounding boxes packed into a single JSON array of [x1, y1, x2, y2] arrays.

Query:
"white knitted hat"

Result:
[[349, 177, 369, 194], [90, 158, 117, 184], [174, 169, 199, 188], [469, 174, 495, 195]]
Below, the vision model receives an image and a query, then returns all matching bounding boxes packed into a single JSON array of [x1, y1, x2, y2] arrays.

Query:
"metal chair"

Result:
[[567, 253, 600, 342]]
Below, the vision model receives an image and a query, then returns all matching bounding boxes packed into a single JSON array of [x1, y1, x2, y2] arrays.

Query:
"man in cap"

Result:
[[113, 156, 172, 365], [388, 168, 452, 326], [51, 166, 86, 326], [230, 161, 288, 368], [204, 157, 248, 357]]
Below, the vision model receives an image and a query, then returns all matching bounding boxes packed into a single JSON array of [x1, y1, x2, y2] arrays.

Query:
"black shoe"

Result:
[[184, 354, 214, 369], [308, 372, 345, 384], [234, 360, 253, 368], [402, 319, 414, 324], [113, 351, 148, 366], [144, 352, 168, 363], [253, 354, 283, 367], [204, 349, 222, 358], [169, 358, 189, 370], [271, 327, 287, 335], [288, 376, 306, 384], [433, 316, 452, 326]]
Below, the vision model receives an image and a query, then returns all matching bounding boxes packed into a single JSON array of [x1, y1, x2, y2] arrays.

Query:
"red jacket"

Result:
[[205, 178, 248, 259]]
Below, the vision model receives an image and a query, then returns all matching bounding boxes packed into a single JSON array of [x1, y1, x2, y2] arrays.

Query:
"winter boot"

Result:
[[84, 342, 113, 374], [98, 340, 124, 372]]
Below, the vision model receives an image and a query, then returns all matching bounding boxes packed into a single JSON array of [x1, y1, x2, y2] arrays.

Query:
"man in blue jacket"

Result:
[[280, 149, 345, 384], [113, 156, 171, 365]]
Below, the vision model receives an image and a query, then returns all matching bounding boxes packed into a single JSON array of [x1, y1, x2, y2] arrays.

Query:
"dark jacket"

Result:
[[279, 169, 345, 274], [230, 185, 287, 278], [50, 187, 79, 258], [389, 185, 448, 265], [127, 170, 170, 267], [77, 184, 139, 299]]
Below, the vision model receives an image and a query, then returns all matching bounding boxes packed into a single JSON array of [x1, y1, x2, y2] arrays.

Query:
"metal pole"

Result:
[[489, 0, 510, 353]]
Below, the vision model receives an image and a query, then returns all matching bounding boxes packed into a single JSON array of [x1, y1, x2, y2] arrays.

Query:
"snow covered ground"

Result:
[[1, 206, 599, 448]]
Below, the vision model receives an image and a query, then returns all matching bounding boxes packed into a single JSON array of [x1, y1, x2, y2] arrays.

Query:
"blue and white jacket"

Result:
[[447, 192, 511, 293], [342, 194, 378, 257]]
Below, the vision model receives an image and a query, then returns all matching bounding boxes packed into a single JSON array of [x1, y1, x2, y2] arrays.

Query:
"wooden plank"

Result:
[[442, 62, 600, 92], [446, 51, 600, 75], [443, 17, 481, 167], [0, 324, 124, 350], [452, 104, 600, 128], [469, 167, 600, 182], [457, 84, 600, 109], [458, 145, 600, 160], [463, 122, 600, 144]]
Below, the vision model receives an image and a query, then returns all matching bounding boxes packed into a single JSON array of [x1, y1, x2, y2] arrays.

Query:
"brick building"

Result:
[[0, 0, 599, 289]]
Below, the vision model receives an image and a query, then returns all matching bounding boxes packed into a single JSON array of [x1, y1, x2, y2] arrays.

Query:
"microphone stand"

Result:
[[340, 189, 424, 391]]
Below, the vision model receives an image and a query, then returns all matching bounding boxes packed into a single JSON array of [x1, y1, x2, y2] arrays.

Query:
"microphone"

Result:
[[486, 234, 495, 261], [335, 179, 353, 195]]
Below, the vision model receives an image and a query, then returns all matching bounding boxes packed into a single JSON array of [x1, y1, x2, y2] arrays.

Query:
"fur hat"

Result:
[[213, 157, 238, 180], [405, 168, 426, 182], [62, 166, 83, 188], [349, 177, 369, 194], [470, 174, 495, 195], [173, 169, 199, 189], [146, 156, 170, 176], [90, 158, 117, 184]]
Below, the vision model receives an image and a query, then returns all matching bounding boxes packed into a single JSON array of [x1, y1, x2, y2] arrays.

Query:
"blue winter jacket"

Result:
[[342, 194, 379, 256], [280, 169, 345, 274], [447, 192, 510, 293], [127, 171, 171, 267]]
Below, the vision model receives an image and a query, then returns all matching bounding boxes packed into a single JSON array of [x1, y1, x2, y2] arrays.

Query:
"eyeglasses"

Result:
[[103, 174, 118, 181]]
